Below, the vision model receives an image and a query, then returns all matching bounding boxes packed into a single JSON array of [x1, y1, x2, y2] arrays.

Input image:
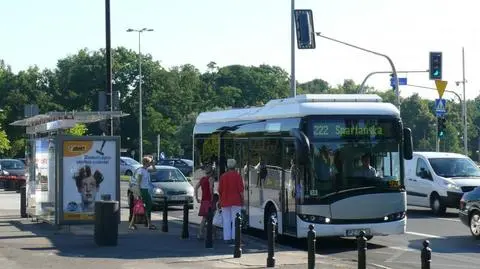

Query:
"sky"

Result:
[[1, 0, 479, 103]]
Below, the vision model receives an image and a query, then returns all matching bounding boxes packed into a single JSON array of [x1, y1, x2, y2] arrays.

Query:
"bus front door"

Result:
[[282, 139, 297, 236]]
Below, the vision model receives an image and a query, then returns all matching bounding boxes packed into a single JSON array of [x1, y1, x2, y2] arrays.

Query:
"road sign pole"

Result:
[[436, 124, 440, 152], [290, 0, 295, 97]]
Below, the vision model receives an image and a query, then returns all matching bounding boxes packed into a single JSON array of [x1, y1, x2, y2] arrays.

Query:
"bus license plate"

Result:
[[345, 228, 371, 237]]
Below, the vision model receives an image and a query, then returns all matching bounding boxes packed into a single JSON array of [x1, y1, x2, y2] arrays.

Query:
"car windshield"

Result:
[[0, 160, 25, 170], [150, 169, 187, 182], [428, 157, 480, 178], [308, 140, 401, 196], [122, 157, 140, 166]]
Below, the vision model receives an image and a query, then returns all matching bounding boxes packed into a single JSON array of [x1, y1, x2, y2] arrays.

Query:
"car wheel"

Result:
[[125, 170, 133, 176], [430, 194, 446, 215], [470, 211, 480, 239]]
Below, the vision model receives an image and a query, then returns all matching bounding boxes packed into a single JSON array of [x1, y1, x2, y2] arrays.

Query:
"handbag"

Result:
[[213, 210, 223, 227], [133, 199, 145, 215]]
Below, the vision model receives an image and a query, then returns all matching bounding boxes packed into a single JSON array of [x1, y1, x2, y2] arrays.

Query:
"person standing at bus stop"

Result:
[[194, 163, 214, 239], [137, 156, 157, 230], [218, 158, 244, 244]]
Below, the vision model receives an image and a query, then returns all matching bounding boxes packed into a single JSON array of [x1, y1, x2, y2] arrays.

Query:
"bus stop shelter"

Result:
[[10, 111, 128, 226]]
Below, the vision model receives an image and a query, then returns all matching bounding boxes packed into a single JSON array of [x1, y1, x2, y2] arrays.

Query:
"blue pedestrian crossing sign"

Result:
[[435, 98, 446, 116]]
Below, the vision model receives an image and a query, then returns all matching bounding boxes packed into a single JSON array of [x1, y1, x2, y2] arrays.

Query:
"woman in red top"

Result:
[[218, 158, 244, 244], [194, 163, 214, 239]]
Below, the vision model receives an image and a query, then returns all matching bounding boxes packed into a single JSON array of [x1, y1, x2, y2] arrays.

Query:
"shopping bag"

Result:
[[133, 199, 145, 215], [213, 210, 223, 227]]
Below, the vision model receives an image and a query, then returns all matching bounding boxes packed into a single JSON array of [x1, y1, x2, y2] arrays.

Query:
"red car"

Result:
[[0, 159, 27, 191]]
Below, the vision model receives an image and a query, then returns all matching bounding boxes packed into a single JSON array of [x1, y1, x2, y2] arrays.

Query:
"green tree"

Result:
[[0, 128, 10, 154], [65, 123, 88, 136]]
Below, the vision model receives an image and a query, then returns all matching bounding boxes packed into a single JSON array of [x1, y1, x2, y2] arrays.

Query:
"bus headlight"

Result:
[[299, 214, 331, 224], [384, 211, 406, 221]]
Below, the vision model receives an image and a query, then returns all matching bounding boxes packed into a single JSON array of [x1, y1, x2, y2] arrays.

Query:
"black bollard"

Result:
[[421, 240, 431, 269], [307, 224, 316, 269], [205, 207, 213, 248], [357, 230, 367, 269], [20, 185, 27, 218], [233, 213, 242, 258], [162, 196, 168, 232], [181, 201, 189, 239], [266, 215, 276, 268]]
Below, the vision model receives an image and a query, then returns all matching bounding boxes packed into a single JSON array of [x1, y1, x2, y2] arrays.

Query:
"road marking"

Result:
[[435, 217, 460, 222], [406, 231, 446, 239], [370, 263, 394, 269], [388, 246, 416, 252]]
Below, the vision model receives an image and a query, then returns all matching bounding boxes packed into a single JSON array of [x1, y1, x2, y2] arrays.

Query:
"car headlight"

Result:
[[444, 181, 460, 190], [154, 188, 164, 195]]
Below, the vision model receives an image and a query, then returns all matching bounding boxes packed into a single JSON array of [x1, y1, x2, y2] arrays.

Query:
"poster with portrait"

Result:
[[61, 138, 118, 222]]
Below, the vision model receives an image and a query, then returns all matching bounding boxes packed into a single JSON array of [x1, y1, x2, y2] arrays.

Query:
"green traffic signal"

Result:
[[437, 117, 446, 138], [429, 52, 442, 80]]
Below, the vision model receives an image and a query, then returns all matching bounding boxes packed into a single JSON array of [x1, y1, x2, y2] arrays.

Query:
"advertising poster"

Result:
[[25, 140, 36, 213], [35, 139, 50, 217], [62, 139, 117, 221]]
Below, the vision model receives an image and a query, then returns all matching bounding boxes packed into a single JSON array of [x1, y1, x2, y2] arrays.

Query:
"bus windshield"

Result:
[[303, 118, 402, 201]]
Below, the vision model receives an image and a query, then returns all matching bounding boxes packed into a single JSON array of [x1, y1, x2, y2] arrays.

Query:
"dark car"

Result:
[[0, 159, 27, 191], [459, 186, 480, 239], [158, 158, 193, 177]]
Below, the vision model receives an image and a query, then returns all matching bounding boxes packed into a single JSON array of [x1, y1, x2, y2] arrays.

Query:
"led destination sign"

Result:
[[311, 120, 395, 139]]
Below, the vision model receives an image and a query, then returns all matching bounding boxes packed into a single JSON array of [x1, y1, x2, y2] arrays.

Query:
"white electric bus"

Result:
[[193, 94, 413, 239]]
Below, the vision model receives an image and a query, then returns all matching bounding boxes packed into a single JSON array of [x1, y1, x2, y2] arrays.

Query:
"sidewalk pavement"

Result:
[[0, 207, 358, 269]]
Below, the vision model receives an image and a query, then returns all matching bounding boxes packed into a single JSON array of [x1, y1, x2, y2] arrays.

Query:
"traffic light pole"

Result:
[[408, 83, 465, 154], [315, 32, 400, 108], [358, 70, 429, 94], [436, 124, 440, 152]]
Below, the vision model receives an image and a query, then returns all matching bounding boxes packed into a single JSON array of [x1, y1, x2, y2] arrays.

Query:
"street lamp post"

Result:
[[456, 47, 468, 156], [127, 28, 154, 161]]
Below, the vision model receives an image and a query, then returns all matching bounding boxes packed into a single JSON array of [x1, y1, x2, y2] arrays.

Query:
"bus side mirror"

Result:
[[403, 127, 413, 160], [290, 128, 311, 165]]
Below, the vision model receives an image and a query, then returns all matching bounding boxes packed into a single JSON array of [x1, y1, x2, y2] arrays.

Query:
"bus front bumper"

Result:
[[296, 216, 406, 238]]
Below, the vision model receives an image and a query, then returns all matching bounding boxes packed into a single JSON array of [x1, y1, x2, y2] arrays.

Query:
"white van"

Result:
[[405, 152, 480, 215]]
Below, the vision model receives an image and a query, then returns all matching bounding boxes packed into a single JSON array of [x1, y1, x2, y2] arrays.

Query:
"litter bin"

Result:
[[94, 200, 119, 246]]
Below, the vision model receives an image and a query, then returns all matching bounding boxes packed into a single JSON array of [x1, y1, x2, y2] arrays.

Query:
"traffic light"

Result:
[[437, 117, 446, 138], [429, 52, 442, 80], [390, 73, 396, 90]]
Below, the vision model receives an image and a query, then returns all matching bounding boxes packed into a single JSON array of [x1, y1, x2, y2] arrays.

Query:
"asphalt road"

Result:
[[120, 180, 479, 268]]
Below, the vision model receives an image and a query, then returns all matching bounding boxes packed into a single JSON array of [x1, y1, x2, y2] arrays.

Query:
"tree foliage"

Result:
[[0, 47, 479, 160]]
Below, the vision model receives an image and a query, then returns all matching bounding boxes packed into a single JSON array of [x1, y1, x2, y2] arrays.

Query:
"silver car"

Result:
[[128, 165, 194, 209], [120, 157, 142, 176]]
